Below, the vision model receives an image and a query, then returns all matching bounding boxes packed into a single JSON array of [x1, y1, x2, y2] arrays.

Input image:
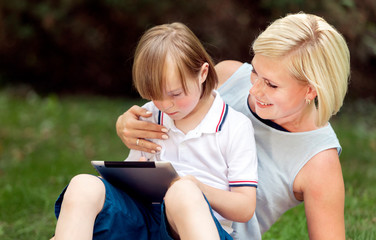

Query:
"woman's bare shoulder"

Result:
[[294, 148, 342, 196], [215, 60, 244, 88]]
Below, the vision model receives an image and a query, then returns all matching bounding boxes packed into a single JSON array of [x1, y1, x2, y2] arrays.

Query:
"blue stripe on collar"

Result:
[[158, 110, 163, 125], [215, 103, 228, 132]]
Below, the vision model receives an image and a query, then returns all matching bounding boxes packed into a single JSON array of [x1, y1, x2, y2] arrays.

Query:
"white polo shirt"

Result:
[[126, 91, 258, 220]]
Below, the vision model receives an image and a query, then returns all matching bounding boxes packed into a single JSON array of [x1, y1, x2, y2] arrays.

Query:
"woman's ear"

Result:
[[199, 62, 209, 84], [305, 84, 317, 102]]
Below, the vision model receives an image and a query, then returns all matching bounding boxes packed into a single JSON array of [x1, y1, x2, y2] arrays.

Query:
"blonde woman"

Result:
[[117, 13, 350, 239]]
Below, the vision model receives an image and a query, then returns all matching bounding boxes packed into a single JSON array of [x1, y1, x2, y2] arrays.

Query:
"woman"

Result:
[[116, 13, 350, 239]]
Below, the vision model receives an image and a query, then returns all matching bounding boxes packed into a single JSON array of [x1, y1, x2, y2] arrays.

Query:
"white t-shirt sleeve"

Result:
[[220, 109, 258, 188]]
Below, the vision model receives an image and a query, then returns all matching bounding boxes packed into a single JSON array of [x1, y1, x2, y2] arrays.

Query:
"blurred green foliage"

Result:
[[0, 0, 375, 99]]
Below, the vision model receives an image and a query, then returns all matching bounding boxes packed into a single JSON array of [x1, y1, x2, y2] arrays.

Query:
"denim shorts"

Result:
[[55, 176, 232, 240]]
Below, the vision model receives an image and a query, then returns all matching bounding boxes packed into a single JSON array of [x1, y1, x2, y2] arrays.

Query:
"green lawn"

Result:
[[0, 89, 375, 239]]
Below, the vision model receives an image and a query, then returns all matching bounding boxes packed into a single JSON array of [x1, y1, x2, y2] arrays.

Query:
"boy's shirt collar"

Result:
[[158, 90, 228, 134]]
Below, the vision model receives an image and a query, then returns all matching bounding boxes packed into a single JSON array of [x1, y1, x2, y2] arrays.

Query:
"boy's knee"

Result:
[[64, 174, 105, 207], [165, 178, 203, 210]]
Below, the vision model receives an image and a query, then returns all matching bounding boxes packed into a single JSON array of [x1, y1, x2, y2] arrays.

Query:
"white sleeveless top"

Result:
[[218, 63, 341, 239]]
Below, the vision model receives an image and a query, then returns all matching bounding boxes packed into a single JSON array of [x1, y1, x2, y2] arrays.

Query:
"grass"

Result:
[[0, 89, 375, 239]]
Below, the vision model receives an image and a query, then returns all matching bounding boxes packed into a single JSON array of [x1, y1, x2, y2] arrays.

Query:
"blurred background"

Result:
[[0, 0, 375, 100]]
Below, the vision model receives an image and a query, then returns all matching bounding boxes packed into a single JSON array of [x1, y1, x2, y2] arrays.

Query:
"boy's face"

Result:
[[152, 57, 204, 121]]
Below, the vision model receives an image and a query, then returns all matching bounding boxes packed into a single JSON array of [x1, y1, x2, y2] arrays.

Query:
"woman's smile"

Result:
[[254, 98, 272, 108]]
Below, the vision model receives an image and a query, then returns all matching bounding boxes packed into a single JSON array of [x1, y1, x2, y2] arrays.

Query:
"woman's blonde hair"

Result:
[[252, 13, 350, 126], [133, 22, 217, 100]]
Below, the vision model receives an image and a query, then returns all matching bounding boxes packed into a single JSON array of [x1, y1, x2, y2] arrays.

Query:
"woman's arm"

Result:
[[116, 105, 169, 153], [215, 60, 243, 89], [294, 148, 346, 240]]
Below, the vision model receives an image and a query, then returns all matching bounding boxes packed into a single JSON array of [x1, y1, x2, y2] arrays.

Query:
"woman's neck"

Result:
[[275, 105, 318, 132]]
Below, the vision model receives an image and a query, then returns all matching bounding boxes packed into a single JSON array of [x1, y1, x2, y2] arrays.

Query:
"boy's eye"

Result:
[[172, 92, 182, 97]]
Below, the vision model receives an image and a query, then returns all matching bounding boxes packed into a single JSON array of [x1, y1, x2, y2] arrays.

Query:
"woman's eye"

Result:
[[265, 80, 277, 88], [251, 70, 258, 83], [251, 70, 258, 77]]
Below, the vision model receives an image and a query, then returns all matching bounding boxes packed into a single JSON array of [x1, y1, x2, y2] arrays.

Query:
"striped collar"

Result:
[[157, 90, 228, 133]]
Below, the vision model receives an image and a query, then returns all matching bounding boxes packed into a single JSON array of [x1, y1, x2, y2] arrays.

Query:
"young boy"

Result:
[[52, 22, 257, 240]]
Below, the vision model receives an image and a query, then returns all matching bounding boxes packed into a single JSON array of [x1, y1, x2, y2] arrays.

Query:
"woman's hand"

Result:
[[116, 105, 169, 153]]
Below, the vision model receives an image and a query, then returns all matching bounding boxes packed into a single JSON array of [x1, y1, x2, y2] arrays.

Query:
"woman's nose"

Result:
[[250, 77, 264, 96]]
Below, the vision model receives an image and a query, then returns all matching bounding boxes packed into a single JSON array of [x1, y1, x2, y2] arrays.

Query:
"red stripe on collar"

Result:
[[215, 102, 228, 132]]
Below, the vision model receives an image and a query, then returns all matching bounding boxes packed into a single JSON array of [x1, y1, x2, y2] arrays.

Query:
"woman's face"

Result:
[[249, 54, 313, 127], [152, 58, 205, 121]]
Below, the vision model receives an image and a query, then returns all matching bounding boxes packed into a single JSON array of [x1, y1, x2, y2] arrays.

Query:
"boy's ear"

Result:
[[199, 62, 209, 84]]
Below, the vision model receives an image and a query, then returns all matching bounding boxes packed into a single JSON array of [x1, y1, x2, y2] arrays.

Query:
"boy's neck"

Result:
[[174, 93, 215, 134]]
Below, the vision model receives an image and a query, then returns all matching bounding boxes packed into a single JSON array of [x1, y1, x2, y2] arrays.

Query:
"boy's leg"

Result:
[[54, 174, 105, 240], [164, 179, 220, 240], [53, 174, 163, 240]]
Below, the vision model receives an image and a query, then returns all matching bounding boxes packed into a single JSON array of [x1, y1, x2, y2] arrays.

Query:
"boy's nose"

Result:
[[160, 99, 174, 110]]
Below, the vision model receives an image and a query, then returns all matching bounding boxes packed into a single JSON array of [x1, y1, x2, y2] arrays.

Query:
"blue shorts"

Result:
[[55, 177, 232, 240]]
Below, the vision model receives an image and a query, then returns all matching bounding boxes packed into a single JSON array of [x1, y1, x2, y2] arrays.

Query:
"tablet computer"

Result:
[[91, 161, 178, 203]]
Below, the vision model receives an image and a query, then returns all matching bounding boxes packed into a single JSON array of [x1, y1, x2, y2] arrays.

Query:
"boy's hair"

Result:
[[252, 13, 350, 126], [133, 22, 218, 100]]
